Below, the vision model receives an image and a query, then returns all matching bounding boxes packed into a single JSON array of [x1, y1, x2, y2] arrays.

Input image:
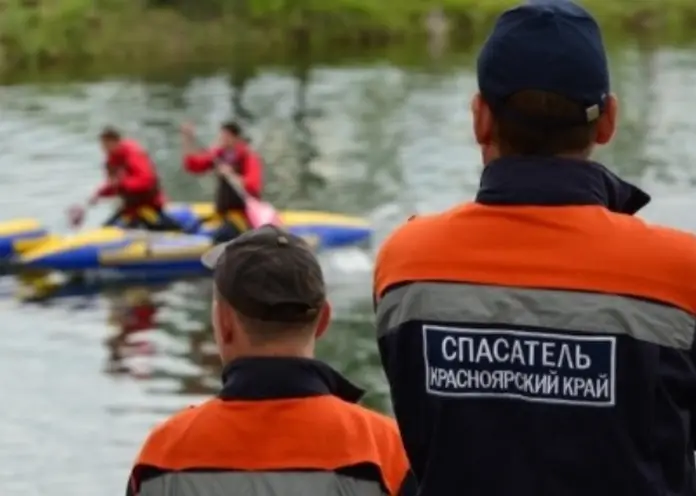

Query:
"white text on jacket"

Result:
[[423, 326, 616, 407]]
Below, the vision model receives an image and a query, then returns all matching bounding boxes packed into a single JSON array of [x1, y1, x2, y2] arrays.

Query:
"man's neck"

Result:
[[223, 342, 315, 362]]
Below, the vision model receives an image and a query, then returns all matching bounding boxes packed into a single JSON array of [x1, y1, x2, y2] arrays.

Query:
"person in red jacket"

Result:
[[71, 127, 180, 230], [180, 121, 263, 242]]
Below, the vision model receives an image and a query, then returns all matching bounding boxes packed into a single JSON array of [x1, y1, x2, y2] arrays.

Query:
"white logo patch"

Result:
[[423, 326, 616, 407]]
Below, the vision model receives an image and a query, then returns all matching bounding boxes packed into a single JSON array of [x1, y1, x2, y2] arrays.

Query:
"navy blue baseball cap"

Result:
[[477, 0, 609, 125]]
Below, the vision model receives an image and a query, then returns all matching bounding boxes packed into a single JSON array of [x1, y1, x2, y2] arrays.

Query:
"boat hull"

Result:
[[0, 219, 52, 259], [2, 204, 372, 272], [17, 229, 211, 272]]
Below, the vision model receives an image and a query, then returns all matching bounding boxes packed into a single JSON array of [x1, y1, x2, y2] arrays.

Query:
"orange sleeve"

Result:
[[132, 404, 203, 469], [376, 415, 413, 495], [374, 215, 432, 299], [373, 232, 394, 301]]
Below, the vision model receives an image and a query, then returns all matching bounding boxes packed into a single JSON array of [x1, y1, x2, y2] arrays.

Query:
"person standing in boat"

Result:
[[180, 121, 264, 242], [71, 127, 180, 231]]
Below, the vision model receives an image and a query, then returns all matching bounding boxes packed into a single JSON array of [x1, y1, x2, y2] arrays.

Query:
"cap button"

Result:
[[277, 236, 289, 246]]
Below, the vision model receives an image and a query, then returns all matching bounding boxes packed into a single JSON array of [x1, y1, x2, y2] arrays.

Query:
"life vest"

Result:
[[106, 140, 162, 209], [214, 147, 247, 214], [121, 179, 161, 209]]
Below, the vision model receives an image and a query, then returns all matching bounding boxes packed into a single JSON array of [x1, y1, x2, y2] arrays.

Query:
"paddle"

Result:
[[67, 174, 118, 230], [184, 125, 281, 229], [215, 164, 281, 228], [66, 200, 96, 230], [67, 204, 86, 228]]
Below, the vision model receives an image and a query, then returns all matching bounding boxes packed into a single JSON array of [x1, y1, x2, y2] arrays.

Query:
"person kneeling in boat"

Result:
[[72, 127, 181, 231], [180, 121, 263, 243]]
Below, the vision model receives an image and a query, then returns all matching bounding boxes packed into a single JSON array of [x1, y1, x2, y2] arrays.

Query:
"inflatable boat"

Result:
[[0, 203, 372, 272]]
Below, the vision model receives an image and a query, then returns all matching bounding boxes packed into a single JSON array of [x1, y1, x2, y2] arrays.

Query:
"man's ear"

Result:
[[595, 93, 618, 146], [215, 299, 236, 345], [471, 92, 494, 146], [314, 301, 332, 340]]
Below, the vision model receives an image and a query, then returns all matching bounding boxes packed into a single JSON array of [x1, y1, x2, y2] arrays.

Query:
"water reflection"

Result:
[[104, 286, 160, 377], [35, 268, 375, 408]]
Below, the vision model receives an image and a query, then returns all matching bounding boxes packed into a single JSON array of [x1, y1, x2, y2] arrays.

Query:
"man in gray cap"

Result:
[[126, 225, 416, 496]]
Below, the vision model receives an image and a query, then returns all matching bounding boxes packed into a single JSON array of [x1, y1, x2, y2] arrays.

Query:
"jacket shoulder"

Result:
[[621, 216, 696, 262], [644, 221, 696, 271], [152, 402, 206, 431], [317, 395, 400, 440], [134, 400, 215, 465], [378, 212, 446, 255], [375, 209, 462, 294], [640, 219, 696, 243], [332, 399, 405, 454], [336, 401, 410, 492], [346, 400, 399, 429]]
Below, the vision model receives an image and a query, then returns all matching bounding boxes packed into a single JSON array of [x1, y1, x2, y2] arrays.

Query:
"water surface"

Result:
[[0, 43, 695, 494]]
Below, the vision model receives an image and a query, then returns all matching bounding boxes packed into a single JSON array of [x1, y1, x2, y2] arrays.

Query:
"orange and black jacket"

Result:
[[374, 156, 696, 496], [127, 357, 416, 496], [96, 140, 165, 214]]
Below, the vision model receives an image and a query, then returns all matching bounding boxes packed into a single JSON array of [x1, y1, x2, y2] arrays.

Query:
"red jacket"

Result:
[[96, 139, 165, 212], [183, 141, 263, 198]]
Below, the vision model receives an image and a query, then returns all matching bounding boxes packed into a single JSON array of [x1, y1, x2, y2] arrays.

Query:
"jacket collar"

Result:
[[218, 356, 364, 402], [475, 156, 650, 214]]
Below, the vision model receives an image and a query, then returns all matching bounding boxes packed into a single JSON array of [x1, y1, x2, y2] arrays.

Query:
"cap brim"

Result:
[[201, 241, 232, 269]]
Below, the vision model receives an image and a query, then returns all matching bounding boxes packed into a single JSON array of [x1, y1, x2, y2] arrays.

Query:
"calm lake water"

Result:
[[1, 42, 696, 494]]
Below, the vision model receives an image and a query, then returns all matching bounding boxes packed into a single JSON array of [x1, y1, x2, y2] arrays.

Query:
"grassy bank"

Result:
[[1, 0, 695, 74]]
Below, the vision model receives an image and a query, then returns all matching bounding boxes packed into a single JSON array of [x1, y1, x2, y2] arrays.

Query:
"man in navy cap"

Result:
[[373, 1, 696, 495]]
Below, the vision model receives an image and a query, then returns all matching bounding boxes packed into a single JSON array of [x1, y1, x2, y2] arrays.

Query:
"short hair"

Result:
[[221, 121, 242, 138], [492, 90, 598, 157], [100, 126, 121, 142], [216, 291, 320, 345]]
